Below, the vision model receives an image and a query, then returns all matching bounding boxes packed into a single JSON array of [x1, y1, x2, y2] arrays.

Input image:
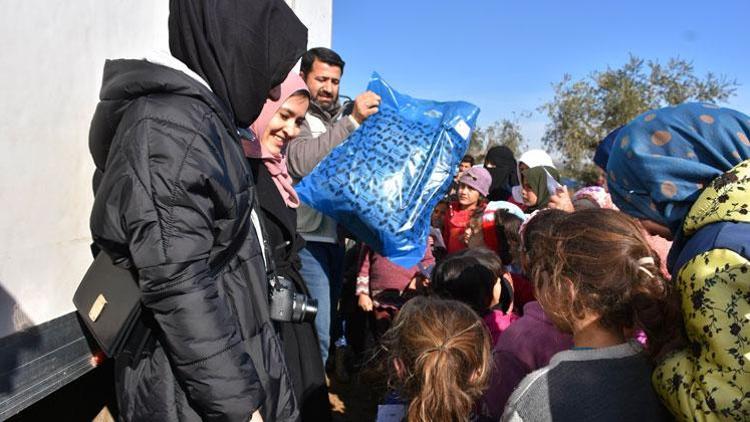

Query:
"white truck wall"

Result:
[[0, 0, 331, 338]]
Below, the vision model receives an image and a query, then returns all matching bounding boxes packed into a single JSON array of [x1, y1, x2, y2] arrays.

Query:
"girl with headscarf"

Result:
[[607, 103, 750, 420], [511, 149, 556, 205], [485, 146, 519, 201], [519, 165, 562, 213], [242, 72, 331, 420]]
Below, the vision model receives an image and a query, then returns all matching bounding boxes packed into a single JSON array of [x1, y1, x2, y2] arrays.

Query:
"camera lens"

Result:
[[300, 297, 317, 323], [291, 294, 318, 323]]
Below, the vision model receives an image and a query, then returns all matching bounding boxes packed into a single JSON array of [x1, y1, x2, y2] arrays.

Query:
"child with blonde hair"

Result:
[[379, 296, 492, 422]]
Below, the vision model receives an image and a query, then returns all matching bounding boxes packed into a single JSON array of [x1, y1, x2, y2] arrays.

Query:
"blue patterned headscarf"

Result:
[[593, 126, 622, 170], [607, 103, 750, 233]]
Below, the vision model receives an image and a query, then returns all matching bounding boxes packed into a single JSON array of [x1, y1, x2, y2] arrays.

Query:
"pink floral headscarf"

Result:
[[572, 186, 618, 210]]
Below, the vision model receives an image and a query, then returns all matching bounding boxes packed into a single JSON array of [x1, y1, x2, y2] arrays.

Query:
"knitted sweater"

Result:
[[502, 341, 670, 422]]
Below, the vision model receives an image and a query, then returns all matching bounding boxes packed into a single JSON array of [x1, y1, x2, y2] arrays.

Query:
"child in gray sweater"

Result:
[[503, 209, 682, 421]]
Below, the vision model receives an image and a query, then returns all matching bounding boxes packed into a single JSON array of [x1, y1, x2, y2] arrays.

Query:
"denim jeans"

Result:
[[298, 241, 344, 364]]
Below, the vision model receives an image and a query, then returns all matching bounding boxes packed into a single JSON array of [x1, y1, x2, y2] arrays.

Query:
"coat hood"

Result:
[[88, 59, 234, 183]]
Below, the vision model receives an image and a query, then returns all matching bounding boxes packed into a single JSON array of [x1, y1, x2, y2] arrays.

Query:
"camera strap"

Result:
[[248, 180, 280, 283]]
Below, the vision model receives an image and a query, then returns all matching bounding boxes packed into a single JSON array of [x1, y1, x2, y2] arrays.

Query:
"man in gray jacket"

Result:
[[286, 47, 380, 364]]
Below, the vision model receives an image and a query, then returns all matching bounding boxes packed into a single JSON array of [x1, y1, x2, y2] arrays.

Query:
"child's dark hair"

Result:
[[430, 254, 497, 316], [380, 296, 491, 422], [454, 248, 513, 313], [494, 209, 523, 266], [532, 209, 684, 359]]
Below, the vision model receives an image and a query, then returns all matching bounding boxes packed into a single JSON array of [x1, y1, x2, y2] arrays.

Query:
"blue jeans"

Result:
[[298, 241, 344, 364]]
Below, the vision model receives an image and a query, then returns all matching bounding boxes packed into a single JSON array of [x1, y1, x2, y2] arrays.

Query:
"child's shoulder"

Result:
[[502, 364, 555, 420]]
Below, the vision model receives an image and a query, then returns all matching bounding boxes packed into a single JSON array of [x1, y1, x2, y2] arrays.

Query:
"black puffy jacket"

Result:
[[88, 59, 298, 421]]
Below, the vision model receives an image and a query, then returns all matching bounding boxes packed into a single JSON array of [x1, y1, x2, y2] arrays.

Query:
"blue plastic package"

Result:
[[295, 73, 480, 268]]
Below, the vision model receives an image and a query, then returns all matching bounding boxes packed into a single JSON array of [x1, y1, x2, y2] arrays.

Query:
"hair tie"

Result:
[[636, 256, 655, 278], [423, 343, 448, 355], [424, 320, 481, 355]]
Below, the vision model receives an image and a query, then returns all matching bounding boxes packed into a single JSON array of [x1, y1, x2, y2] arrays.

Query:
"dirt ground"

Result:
[[11, 358, 381, 422], [328, 370, 381, 422]]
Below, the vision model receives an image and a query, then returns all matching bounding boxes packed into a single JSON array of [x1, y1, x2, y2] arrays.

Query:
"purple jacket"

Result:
[[481, 301, 573, 419]]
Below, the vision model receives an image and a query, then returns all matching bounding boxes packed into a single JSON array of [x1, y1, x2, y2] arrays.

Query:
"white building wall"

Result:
[[0, 0, 332, 338]]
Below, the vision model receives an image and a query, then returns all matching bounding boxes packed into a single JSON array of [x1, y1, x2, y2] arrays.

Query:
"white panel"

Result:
[[0, 0, 331, 337], [286, 0, 333, 49], [0, 1, 170, 338]]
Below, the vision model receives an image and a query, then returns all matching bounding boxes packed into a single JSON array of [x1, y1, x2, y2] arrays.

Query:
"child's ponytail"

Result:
[[380, 297, 492, 422]]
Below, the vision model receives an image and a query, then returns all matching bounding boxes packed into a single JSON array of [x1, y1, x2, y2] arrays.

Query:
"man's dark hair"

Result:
[[461, 155, 475, 166], [300, 47, 346, 77]]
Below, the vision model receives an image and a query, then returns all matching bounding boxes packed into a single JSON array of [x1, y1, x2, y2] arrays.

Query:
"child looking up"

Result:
[[503, 209, 680, 422], [443, 167, 491, 254], [379, 296, 492, 422]]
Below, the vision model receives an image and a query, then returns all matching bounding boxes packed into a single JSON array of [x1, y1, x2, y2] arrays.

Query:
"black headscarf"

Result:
[[169, 0, 308, 127], [484, 146, 518, 201]]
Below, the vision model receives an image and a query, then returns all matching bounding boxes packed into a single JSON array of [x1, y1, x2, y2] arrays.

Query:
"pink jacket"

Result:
[[481, 301, 573, 419], [483, 309, 519, 348]]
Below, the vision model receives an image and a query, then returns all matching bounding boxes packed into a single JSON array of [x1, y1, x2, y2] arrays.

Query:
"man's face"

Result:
[[302, 59, 342, 111], [459, 161, 472, 173]]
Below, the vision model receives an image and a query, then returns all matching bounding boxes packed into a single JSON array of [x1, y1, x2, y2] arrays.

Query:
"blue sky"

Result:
[[332, 0, 750, 148]]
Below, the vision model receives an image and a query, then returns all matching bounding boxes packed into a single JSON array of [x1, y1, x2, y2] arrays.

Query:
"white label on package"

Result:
[[454, 119, 470, 140]]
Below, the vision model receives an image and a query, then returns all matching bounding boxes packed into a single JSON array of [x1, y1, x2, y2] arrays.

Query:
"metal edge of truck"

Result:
[[0, 312, 96, 421]]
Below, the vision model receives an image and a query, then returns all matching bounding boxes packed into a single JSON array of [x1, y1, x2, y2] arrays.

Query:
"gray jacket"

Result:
[[286, 100, 357, 241]]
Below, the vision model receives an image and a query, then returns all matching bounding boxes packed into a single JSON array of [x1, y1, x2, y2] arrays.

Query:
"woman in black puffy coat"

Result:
[[87, 1, 307, 420]]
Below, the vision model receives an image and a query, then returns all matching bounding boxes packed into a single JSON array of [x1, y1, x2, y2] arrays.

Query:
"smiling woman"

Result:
[[261, 94, 309, 155], [242, 72, 332, 420], [243, 72, 311, 208]]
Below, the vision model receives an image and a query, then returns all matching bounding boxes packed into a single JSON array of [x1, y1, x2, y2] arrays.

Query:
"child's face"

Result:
[[431, 203, 448, 228], [458, 183, 481, 207], [521, 182, 538, 207]]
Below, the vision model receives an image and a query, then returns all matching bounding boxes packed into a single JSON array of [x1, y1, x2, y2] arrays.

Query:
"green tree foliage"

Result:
[[539, 55, 738, 177], [468, 116, 527, 163]]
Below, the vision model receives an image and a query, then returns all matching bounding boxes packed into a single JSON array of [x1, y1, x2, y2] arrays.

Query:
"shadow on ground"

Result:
[[328, 372, 380, 422]]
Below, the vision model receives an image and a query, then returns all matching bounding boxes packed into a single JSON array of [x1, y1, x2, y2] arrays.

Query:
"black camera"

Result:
[[269, 275, 318, 323]]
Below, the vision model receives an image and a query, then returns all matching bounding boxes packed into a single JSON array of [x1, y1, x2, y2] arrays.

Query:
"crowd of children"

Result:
[[339, 102, 750, 421]]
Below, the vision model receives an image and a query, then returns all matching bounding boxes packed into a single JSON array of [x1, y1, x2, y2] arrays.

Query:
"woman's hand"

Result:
[[358, 293, 374, 312]]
